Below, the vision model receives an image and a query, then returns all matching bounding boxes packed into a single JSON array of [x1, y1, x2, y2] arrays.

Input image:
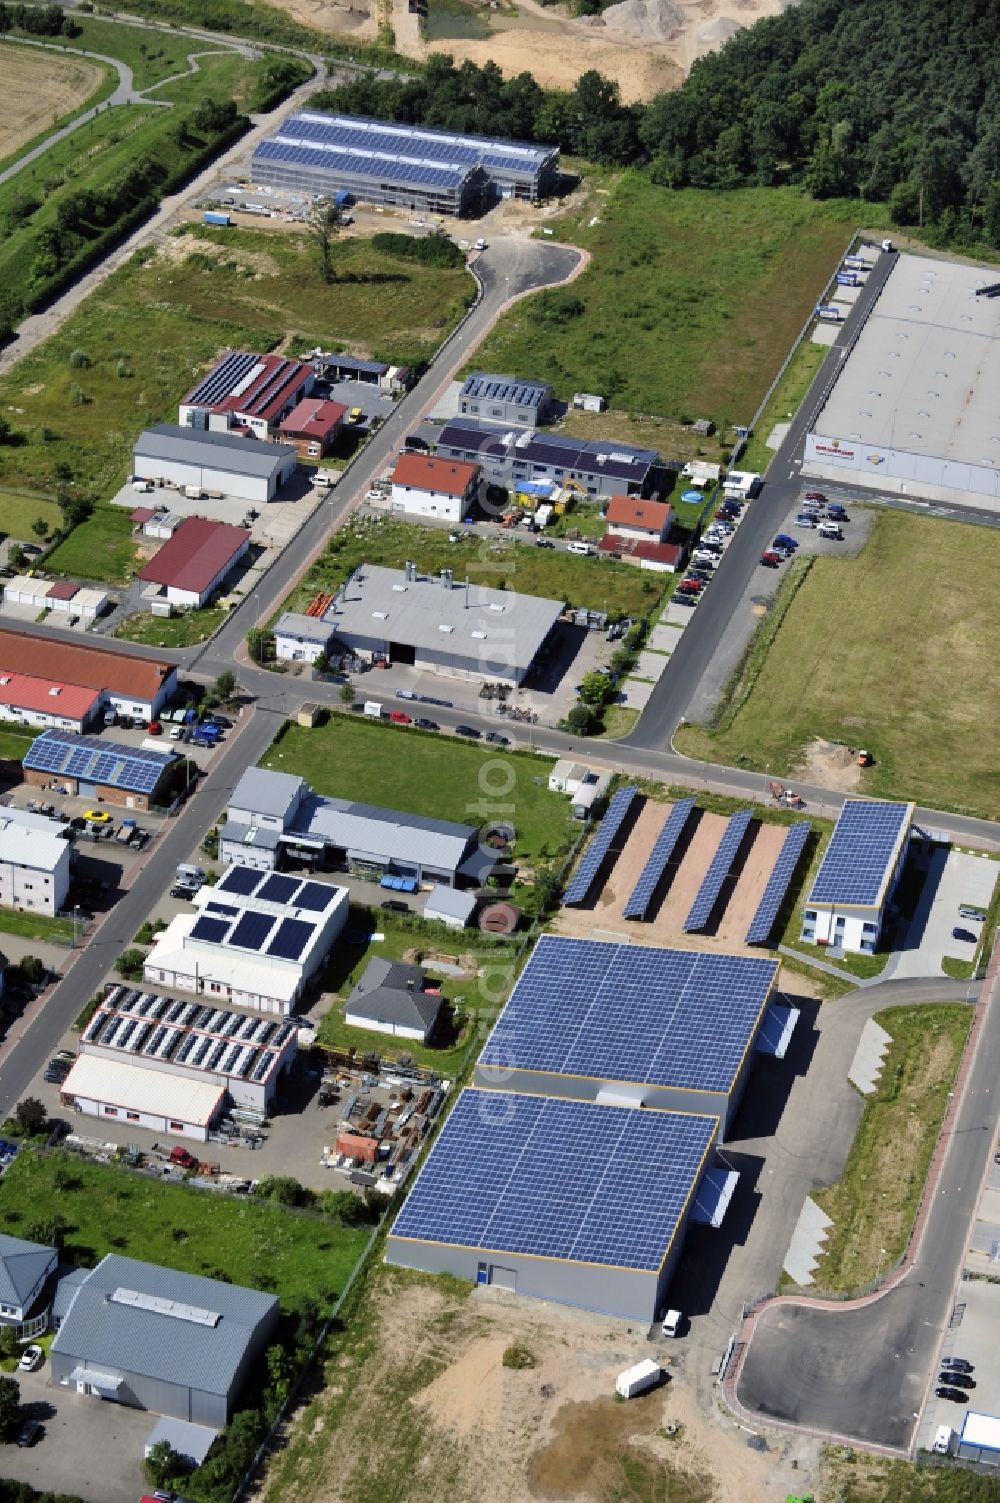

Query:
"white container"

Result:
[[615, 1359, 662, 1399], [364, 701, 384, 718]]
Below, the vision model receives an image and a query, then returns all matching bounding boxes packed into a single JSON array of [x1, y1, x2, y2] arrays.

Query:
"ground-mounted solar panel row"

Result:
[[745, 821, 811, 945], [562, 785, 639, 905], [683, 808, 754, 932], [623, 797, 697, 920]]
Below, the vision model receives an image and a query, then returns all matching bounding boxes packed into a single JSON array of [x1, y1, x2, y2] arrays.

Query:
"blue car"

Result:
[[773, 533, 798, 550]]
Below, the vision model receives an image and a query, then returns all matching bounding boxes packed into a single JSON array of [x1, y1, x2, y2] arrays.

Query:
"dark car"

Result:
[[404, 434, 430, 452], [413, 718, 438, 731], [827, 505, 848, 520], [952, 927, 977, 944], [687, 569, 713, 583], [16, 1419, 42, 1447], [206, 714, 233, 728], [671, 592, 698, 607], [455, 725, 481, 738], [381, 899, 410, 913], [938, 1371, 975, 1388], [484, 732, 509, 745], [760, 551, 782, 567], [935, 1387, 970, 1404], [795, 513, 818, 527], [942, 1358, 974, 1372], [535, 538, 556, 549]]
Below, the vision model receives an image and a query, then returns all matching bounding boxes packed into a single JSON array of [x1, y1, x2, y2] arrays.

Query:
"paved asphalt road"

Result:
[[737, 965, 1000, 1448], [623, 251, 899, 755]]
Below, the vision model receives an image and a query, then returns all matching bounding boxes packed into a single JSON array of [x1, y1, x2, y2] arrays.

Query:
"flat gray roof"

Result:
[[326, 563, 563, 672], [274, 611, 334, 644], [134, 424, 291, 479], [812, 254, 1000, 465], [230, 766, 305, 820]]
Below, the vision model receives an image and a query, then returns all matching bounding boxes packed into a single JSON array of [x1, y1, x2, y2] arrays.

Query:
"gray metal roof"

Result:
[[273, 611, 335, 645], [325, 563, 563, 675], [461, 372, 551, 408], [298, 791, 478, 873], [436, 417, 658, 483], [353, 956, 425, 996], [51, 1254, 278, 1396], [0, 1234, 54, 1308], [424, 886, 477, 922], [230, 766, 305, 820], [347, 959, 442, 1033], [145, 1415, 219, 1464], [219, 819, 283, 851], [134, 424, 292, 479], [52, 1265, 90, 1324]]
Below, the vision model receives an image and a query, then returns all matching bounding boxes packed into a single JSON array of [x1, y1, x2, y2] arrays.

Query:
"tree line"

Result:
[[319, 0, 1000, 248], [0, 3, 80, 35]]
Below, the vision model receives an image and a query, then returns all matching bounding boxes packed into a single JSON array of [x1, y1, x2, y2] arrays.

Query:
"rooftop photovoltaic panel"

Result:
[[256, 874, 300, 906], [228, 912, 275, 951], [683, 809, 754, 932], [294, 881, 337, 912], [563, 785, 639, 905], [186, 350, 259, 407], [479, 935, 777, 1095], [22, 731, 170, 793], [623, 798, 696, 921], [217, 866, 264, 897], [391, 1089, 716, 1271], [190, 916, 229, 945], [266, 917, 313, 962], [808, 800, 912, 907], [745, 822, 811, 945]]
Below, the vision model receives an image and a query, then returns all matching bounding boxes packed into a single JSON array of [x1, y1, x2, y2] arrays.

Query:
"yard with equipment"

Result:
[[809, 1003, 970, 1294], [0, 39, 111, 167], [280, 516, 664, 620], [0, 1147, 370, 1310], [676, 514, 1000, 820], [473, 174, 873, 428]]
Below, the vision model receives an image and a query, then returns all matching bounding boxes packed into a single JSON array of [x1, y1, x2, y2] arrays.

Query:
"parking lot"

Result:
[[1, 1359, 148, 1503], [917, 1275, 1000, 1453], [890, 848, 997, 980]]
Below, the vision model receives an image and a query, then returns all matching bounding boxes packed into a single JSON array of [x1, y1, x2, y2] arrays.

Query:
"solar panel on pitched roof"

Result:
[[623, 798, 696, 921], [218, 866, 263, 897], [563, 785, 639, 905], [256, 874, 300, 906], [683, 809, 754, 932], [390, 1089, 716, 1271], [745, 822, 811, 945], [229, 912, 274, 950], [808, 800, 911, 906], [191, 916, 229, 945], [294, 881, 336, 912], [266, 917, 313, 961]]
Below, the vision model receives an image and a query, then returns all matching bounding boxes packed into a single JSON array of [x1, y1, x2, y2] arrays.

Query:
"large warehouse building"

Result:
[[23, 730, 176, 811], [133, 425, 297, 505], [251, 112, 558, 215], [802, 799, 914, 954], [386, 1089, 722, 1322], [475, 935, 785, 1138], [0, 631, 176, 724], [434, 418, 659, 499], [804, 254, 1000, 505]]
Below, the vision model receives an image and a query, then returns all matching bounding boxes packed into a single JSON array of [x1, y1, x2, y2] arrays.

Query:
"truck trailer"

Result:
[[203, 211, 232, 227], [615, 1360, 663, 1399]]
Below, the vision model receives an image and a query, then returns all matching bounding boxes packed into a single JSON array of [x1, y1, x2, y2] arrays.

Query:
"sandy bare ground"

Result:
[[273, 0, 376, 37], [713, 819, 786, 947], [258, 1269, 822, 1503], [0, 42, 106, 160], [797, 737, 863, 794]]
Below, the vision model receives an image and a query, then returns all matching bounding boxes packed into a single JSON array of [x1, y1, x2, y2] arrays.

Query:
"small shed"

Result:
[[423, 886, 477, 930], [145, 1415, 218, 1468], [297, 702, 322, 728]]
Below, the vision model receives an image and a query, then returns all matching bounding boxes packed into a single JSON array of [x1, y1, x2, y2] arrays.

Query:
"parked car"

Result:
[[952, 927, 978, 944], [169, 1145, 198, 1170], [404, 434, 430, 452], [147, 721, 163, 735], [938, 1371, 975, 1388], [381, 899, 409, 913], [774, 534, 798, 550], [942, 1358, 974, 1372], [484, 732, 509, 745], [455, 724, 481, 738], [935, 1387, 970, 1404], [535, 538, 556, 549], [388, 710, 412, 724], [687, 570, 713, 584], [795, 513, 818, 527], [18, 1345, 43, 1372], [691, 550, 717, 566], [671, 591, 698, 608], [677, 579, 702, 594], [348, 406, 364, 424], [82, 809, 112, 825], [804, 491, 828, 503], [16, 1420, 42, 1448], [818, 522, 843, 539], [169, 726, 185, 741], [760, 551, 782, 567], [827, 504, 848, 520], [413, 718, 438, 731]]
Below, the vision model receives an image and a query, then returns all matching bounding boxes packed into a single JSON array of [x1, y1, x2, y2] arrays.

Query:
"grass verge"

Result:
[[0, 909, 75, 944], [811, 1003, 970, 1292], [674, 513, 1000, 820], [0, 728, 38, 762], [115, 604, 228, 647], [0, 1147, 369, 1310], [739, 332, 829, 477]]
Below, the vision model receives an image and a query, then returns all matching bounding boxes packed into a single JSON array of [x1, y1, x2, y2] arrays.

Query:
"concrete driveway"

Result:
[[889, 849, 997, 980], [1, 1361, 148, 1503]]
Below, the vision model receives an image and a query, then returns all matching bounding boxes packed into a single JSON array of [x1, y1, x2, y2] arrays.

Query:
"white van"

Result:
[[661, 1309, 682, 1338], [363, 701, 384, 719], [818, 521, 842, 539], [932, 1426, 954, 1455], [567, 541, 595, 556]]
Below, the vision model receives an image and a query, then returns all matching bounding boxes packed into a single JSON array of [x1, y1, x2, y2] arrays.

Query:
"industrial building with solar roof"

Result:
[[434, 417, 659, 500], [23, 729, 176, 811], [251, 112, 559, 215], [475, 936, 788, 1137], [386, 1089, 725, 1321], [802, 798, 914, 953]]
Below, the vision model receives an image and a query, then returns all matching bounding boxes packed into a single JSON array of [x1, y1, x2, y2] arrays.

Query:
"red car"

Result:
[[388, 710, 412, 725], [804, 491, 827, 503], [760, 550, 782, 567], [677, 579, 702, 594]]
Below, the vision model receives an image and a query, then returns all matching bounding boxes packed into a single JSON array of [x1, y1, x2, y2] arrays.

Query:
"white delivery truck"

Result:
[[364, 701, 384, 719], [932, 1425, 955, 1455], [615, 1359, 663, 1399], [185, 485, 206, 500]]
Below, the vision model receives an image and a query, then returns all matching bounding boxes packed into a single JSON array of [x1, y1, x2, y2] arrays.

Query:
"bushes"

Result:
[[371, 231, 466, 268]]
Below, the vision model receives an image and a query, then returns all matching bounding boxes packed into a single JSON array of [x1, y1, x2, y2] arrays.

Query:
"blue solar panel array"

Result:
[[215, 866, 339, 912], [563, 785, 639, 905], [218, 866, 262, 897], [809, 800, 911, 907], [683, 809, 754, 932], [191, 916, 229, 945], [186, 350, 259, 408], [623, 798, 696, 921], [255, 137, 469, 191], [230, 912, 273, 951], [745, 822, 811, 945], [257, 874, 300, 906], [281, 111, 550, 173], [23, 731, 171, 795], [267, 918, 313, 961], [390, 1089, 716, 1271], [479, 936, 777, 1095]]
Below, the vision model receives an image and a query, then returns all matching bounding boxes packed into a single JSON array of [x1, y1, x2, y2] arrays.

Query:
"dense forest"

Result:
[[322, 0, 1000, 248]]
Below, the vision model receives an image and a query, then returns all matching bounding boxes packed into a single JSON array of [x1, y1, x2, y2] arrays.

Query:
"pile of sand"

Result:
[[602, 0, 684, 42], [694, 13, 741, 50]]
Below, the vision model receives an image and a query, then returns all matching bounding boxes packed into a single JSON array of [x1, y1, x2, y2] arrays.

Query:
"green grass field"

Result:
[[18, 17, 212, 90], [0, 488, 60, 542], [738, 334, 828, 477], [0, 1148, 369, 1309], [45, 506, 141, 584], [115, 604, 228, 646], [811, 1004, 969, 1292], [473, 173, 878, 427], [0, 908, 75, 944], [676, 513, 1000, 819], [0, 224, 474, 501], [280, 516, 665, 620], [0, 728, 37, 762], [824, 1453, 1000, 1503], [263, 717, 576, 864]]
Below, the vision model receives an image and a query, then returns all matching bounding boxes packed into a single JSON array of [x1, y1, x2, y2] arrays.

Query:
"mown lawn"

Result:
[[472, 173, 878, 426], [7, 17, 201, 91], [0, 908, 75, 944], [811, 1003, 969, 1292], [263, 717, 576, 864], [0, 728, 38, 762], [675, 513, 1000, 820], [115, 604, 228, 647], [45, 506, 141, 584], [280, 515, 665, 620], [0, 488, 60, 542], [0, 223, 474, 501], [0, 1147, 369, 1310]]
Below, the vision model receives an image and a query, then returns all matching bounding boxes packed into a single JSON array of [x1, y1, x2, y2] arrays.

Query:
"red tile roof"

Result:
[[0, 670, 99, 721], [138, 517, 250, 595], [392, 452, 480, 497], [131, 506, 155, 524], [278, 398, 348, 439], [0, 629, 173, 703], [604, 495, 671, 533], [185, 353, 312, 424], [46, 580, 79, 602], [599, 535, 682, 568]]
